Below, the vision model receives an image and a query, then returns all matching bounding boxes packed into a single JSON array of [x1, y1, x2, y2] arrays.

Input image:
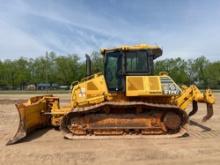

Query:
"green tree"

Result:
[[90, 51, 103, 73], [14, 58, 31, 90], [3, 60, 17, 89], [154, 58, 190, 84], [55, 54, 80, 85], [187, 56, 210, 88], [31, 52, 57, 85], [206, 61, 220, 88]]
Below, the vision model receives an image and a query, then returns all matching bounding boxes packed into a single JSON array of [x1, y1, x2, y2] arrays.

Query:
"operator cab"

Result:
[[102, 44, 162, 92]]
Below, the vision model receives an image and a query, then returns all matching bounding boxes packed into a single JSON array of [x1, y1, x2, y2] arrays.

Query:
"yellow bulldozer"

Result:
[[7, 44, 215, 145]]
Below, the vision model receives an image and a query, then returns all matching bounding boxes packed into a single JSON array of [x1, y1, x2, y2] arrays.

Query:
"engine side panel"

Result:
[[126, 75, 182, 96], [71, 74, 108, 106]]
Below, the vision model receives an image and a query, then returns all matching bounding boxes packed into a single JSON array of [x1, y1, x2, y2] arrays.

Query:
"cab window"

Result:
[[126, 51, 149, 73]]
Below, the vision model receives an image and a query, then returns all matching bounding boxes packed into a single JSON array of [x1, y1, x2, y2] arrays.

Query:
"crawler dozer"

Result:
[[7, 44, 215, 145]]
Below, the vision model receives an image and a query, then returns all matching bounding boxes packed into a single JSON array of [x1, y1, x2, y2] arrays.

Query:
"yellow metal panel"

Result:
[[148, 77, 160, 91], [71, 74, 108, 106], [127, 76, 144, 91], [126, 76, 145, 96], [101, 44, 162, 57], [126, 76, 162, 96], [145, 76, 162, 94]]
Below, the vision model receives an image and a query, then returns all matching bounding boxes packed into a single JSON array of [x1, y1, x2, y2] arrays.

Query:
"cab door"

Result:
[[104, 51, 123, 92]]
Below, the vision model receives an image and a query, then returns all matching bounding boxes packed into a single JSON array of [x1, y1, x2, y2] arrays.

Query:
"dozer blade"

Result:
[[7, 96, 52, 145]]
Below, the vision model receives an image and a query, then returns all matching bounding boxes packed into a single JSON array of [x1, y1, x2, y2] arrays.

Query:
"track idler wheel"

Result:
[[163, 112, 182, 130]]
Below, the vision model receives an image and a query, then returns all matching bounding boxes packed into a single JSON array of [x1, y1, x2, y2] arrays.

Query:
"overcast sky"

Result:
[[0, 0, 220, 60]]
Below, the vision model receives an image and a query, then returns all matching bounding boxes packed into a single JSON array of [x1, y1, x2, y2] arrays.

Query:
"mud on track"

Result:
[[0, 93, 220, 165]]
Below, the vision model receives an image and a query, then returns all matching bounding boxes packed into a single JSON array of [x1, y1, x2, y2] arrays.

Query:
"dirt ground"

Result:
[[0, 93, 220, 165]]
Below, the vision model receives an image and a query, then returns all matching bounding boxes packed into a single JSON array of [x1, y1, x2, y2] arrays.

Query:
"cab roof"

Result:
[[100, 44, 162, 59]]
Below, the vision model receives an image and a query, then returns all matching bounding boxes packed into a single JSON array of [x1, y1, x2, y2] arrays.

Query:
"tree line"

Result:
[[154, 56, 220, 88], [0, 51, 103, 90], [0, 51, 219, 90]]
